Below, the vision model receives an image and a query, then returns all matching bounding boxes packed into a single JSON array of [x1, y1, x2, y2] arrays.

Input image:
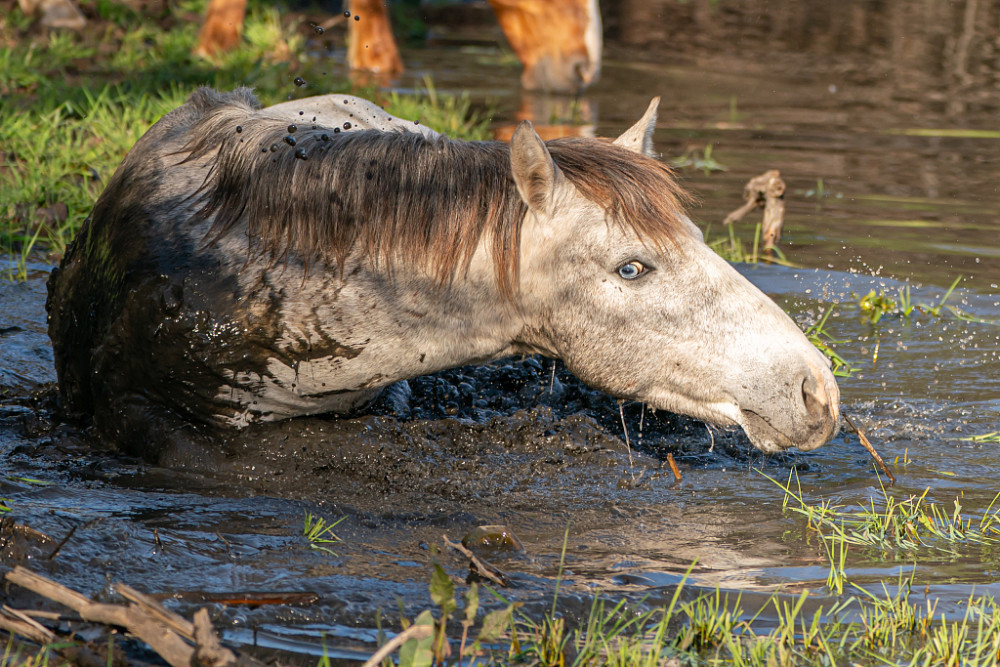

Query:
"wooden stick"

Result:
[[118, 583, 195, 640], [442, 535, 509, 587], [844, 414, 896, 486], [666, 453, 682, 482], [3, 567, 265, 667], [723, 169, 787, 249], [0, 605, 56, 645]]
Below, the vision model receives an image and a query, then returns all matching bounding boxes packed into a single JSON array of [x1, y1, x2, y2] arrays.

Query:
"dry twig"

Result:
[[666, 453, 682, 483], [442, 535, 509, 587], [844, 414, 896, 486], [2, 566, 266, 667]]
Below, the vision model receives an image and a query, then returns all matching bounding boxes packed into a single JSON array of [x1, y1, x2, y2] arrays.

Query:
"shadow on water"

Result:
[[4, 0, 1000, 660]]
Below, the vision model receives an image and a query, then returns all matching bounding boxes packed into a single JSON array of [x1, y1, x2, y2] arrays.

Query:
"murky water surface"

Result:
[[3, 5, 1000, 660]]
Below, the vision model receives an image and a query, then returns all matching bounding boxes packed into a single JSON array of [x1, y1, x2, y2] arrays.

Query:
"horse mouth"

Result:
[[739, 408, 838, 454]]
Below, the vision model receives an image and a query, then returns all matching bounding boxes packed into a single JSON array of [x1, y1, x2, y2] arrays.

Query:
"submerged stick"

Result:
[[844, 414, 896, 486]]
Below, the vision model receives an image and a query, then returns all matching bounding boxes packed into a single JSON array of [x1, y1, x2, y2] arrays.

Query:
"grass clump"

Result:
[[302, 511, 345, 555], [857, 275, 967, 325], [706, 222, 791, 266], [370, 559, 1000, 666], [769, 469, 1000, 555], [671, 143, 727, 175]]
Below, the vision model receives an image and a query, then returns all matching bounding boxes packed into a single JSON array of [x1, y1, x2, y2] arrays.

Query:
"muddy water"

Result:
[[5, 11, 1000, 661]]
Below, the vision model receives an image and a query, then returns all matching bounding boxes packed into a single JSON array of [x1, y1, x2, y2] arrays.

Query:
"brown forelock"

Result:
[[547, 137, 693, 252], [184, 106, 690, 300]]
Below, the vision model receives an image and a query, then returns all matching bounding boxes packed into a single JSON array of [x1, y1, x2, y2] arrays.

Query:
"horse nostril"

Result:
[[801, 373, 828, 422]]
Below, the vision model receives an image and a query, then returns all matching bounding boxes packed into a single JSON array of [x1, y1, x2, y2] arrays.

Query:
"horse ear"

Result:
[[613, 97, 659, 157], [510, 120, 561, 215]]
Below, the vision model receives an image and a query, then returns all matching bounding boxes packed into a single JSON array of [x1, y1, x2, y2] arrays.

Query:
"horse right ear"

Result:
[[510, 120, 561, 215]]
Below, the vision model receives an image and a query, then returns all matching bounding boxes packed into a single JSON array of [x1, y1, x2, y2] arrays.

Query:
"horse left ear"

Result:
[[510, 120, 562, 215], [613, 97, 660, 157]]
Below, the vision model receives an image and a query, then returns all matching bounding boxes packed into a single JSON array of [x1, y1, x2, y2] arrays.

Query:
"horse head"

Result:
[[508, 100, 840, 453]]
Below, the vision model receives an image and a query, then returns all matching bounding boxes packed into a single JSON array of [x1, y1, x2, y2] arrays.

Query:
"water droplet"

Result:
[[354, 14, 360, 20], [312, 116, 316, 121], [270, 143, 279, 152], [299, 111, 304, 115], [320, 134, 329, 141], [343, 10, 350, 17], [334, 127, 341, 133], [343, 122, 352, 130], [314, 25, 324, 34], [295, 148, 308, 160], [235, 125, 243, 133], [287, 124, 297, 133], [284, 135, 297, 146], [294, 76, 307, 87], [261, 147, 268, 153]]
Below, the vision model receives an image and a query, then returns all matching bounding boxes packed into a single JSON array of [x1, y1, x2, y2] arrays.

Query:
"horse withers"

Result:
[[46, 88, 840, 463]]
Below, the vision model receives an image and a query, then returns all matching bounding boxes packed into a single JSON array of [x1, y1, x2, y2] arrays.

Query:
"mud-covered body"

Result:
[[48, 88, 840, 461]]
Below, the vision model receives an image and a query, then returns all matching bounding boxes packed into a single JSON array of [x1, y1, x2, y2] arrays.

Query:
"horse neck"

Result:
[[276, 251, 527, 389]]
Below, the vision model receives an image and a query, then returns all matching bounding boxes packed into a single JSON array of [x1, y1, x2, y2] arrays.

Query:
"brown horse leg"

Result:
[[487, 0, 602, 94], [194, 0, 247, 58], [348, 0, 404, 75]]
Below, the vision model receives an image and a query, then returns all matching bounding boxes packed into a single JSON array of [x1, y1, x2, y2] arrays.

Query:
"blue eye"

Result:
[[618, 260, 648, 280]]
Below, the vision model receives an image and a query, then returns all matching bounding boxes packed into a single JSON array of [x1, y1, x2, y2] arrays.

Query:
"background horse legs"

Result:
[[195, 0, 601, 94]]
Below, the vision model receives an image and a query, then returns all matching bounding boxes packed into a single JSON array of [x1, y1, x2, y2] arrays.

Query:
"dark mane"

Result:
[[183, 92, 691, 298]]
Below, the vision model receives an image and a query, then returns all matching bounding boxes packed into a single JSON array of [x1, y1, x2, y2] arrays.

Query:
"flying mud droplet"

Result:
[[354, 14, 359, 21], [294, 76, 307, 87], [313, 24, 324, 34], [333, 127, 341, 133], [284, 135, 296, 146], [343, 122, 352, 130], [294, 148, 308, 160], [320, 134, 329, 141], [269, 143, 279, 152], [235, 125, 243, 133], [343, 10, 350, 17], [287, 124, 297, 133]]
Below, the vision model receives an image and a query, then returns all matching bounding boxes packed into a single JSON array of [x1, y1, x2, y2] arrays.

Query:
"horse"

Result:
[[195, 0, 602, 94], [46, 87, 840, 464]]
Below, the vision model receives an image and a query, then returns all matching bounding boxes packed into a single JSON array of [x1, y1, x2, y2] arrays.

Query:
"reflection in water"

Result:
[[492, 93, 597, 141], [608, 0, 1000, 117]]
